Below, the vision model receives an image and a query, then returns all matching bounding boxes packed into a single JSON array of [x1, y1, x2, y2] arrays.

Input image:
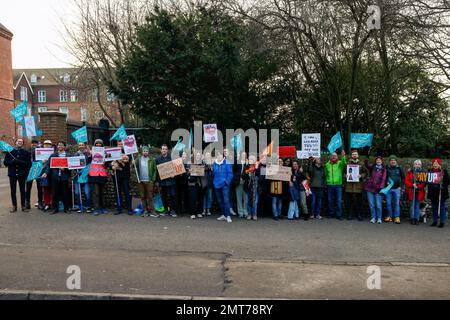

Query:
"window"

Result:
[[63, 74, 70, 83], [92, 88, 98, 102], [18, 124, 23, 137], [70, 90, 78, 102], [20, 86, 28, 101], [60, 90, 68, 102], [37, 107, 47, 113], [38, 90, 46, 103], [95, 111, 105, 119], [106, 91, 115, 102], [30, 74, 37, 83], [81, 107, 87, 122], [59, 106, 69, 120]]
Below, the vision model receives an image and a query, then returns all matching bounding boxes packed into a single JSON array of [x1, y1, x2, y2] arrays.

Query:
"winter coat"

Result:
[[135, 155, 157, 183], [3, 148, 32, 177], [212, 159, 233, 189], [427, 169, 450, 202], [242, 165, 261, 204], [364, 161, 387, 194], [307, 161, 326, 189], [325, 157, 347, 186], [404, 169, 426, 202], [386, 165, 405, 189], [344, 159, 368, 194], [156, 154, 176, 187]]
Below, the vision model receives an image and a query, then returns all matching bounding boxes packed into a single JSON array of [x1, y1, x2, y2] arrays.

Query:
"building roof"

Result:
[[13, 68, 88, 87], [0, 23, 13, 39]]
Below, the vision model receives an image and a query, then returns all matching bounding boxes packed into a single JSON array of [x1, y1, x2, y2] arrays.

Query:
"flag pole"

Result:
[[77, 169, 83, 213], [132, 153, 141, 184], [114, 170, 121, 210]]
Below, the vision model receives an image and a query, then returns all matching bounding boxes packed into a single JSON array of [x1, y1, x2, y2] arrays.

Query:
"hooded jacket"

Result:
[[212, 158, 233, 189], [325, 156, 347, 186]]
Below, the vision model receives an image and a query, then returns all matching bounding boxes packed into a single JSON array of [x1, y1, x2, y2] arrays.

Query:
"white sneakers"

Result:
[[370, 218, 376, 224], [227, 216, 232, 223], [230, 209, 237, 216], [217, 215, 232, 223], [370, 218, 383, 224]]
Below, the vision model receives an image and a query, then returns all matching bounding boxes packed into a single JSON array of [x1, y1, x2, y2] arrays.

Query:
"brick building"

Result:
[[0, 23, 15, 142]]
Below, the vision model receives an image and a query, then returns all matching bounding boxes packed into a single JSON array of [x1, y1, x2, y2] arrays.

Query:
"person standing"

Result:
[[234, 152, 248, 218], [365, 156, 387, 224], [344, 150, 368, 221], [384, 155, 405, 224], [112, 153, 133, 215], [89, 139, 108, 216], [156, 144, 177, 217], [42, 141, 71, 214], [26, 140, 41, 210], [307, 157, 326, 220], [405, 160, 426, 225], [325, 151, 347, 220], [269, 158, 286, 221], [202, 152, 214, 216], [242, 154, 261, 221], [40, 140, 54, 212], [287, 160, 301, 220], [135, 146, 158, 218], [428, 158, 449, 228], [187, 152, 205, 219], [214, 151, 233, 223], [3, 138, 32, 213], [73, 142, 92, 213]]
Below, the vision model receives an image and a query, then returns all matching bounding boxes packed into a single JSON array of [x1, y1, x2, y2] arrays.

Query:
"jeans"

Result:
[[114, 177, 132, 212], [51, 178, 69, 211], [298, 191, 308, 217], [203, 187, 213, 210], [385, 188, 401, 218], [236, 184, 248, 216], [215, 186, 231, 217], [327, 186, 343, 218], [74, 182, 92, 209], [410, 192, 421, 220], [9, 176, 26, 208], [288, 201, 299, 219], [310, 188, 324, 217], [345, 193, 363, 219], [161, 185, 177, 213], [247, 193, 259, 217], [431, 199, 447, 224], [367, 191, 383, 220], [272, 197, 282, 218]]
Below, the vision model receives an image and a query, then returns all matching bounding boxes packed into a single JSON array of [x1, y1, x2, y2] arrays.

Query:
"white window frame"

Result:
[[37, 107, 48, 113], [59, 106, 69, 120], [20, 86, 28, 101], [38, 90, 46, 103], [63, 74, 70, 83], [106, 91, 115, 102], [18, 124, 23, 137], [81, 107, 87, 122], [70, 90, 78, 102], [30, 74, 37, 83], [60, 90, 68, 102]]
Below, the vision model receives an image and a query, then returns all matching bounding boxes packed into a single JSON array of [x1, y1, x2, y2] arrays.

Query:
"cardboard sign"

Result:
[[68, 156, 87, 170], [302, 133, 321, 158], [346, 164, 360, 183], [190, 165, 205, 177], [203, 124, 218, 143], [35, 148, 54, 161], [105, 147, 122, 162], [50, 157, 69, 169], [91, 147, 105, 165], [265, 165, 292, 182], [157, 158, 187, 181], [123, 135, 138, 155], [415, 172, 441, 185]]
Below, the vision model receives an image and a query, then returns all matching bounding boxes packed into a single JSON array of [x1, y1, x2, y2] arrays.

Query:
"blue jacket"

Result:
[[3, 148, 32, 177], [213, 160, 233, 189]]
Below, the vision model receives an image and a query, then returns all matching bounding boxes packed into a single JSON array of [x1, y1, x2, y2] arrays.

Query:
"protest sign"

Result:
[[50, 157, 69, 169], [346, 164, 360, 183], [123, 135, 138, 155], [278, 146, 296, 158], [27, 161, 44, 182], [203, 124, 218, 143], [24, 116, 37, 137], [302, 133, 321, 158], [265, 165, 292, 182], [157, 158, 187, 181], [68, 156, 87, 170], [327, 132, 343, 154], [105, 147, 122, 162], [71, 126, 88, 143], [173, 158, 186, 176], [189, 165, 205, 177], [35, 148, 54, 161], [110, 124, 128, 141], [350, 133, 374, 149], [297, 151, 310, 159], [415, 172, 441, 185], [91, 147, 105, 165], [10, 101, 27, 122]]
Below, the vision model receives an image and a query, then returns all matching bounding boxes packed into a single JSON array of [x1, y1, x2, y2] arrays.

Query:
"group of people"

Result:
[[3, 138, 448, 228]]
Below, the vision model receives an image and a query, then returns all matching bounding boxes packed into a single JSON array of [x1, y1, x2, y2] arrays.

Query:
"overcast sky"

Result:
[[1, 0, 76, 69]]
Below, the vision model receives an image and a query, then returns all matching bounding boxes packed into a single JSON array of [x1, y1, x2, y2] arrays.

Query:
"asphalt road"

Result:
[[0, 169, 449, 299]]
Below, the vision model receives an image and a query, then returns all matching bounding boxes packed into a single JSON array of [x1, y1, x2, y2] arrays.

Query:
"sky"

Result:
[[1, 0, 76, 69]]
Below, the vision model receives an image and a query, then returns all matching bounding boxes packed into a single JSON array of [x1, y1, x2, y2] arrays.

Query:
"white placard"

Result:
[[347, 164, 360, 183], [105, 147, 122, 162], [302, 133, 321, 158], [24, 116, 37, 137], [91, 147, 105, 165], [297, 151, 309, 160], [35, 148, 54, 161], [203, 124, 218, 143], [68, 156, 87, 170], [123, 135, 138, 155]]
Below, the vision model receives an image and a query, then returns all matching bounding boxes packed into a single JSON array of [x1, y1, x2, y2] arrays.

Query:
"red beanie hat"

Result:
[[432, 158, 442, 166]]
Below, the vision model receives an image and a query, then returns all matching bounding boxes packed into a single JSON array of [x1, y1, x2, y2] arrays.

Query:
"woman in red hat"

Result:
[[427, 158, 449, 228], [405, 160, 426, 225]]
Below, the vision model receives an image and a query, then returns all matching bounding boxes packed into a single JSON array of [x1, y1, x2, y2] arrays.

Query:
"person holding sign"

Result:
[[89, 139, 109, 216], [428, 158, 448, 228], [187, 152, 206, 219], [242, 154, 261, 221], [405, 160, 426, 225], [156, 144, 177, 217], [364, 157, 387, 224], [384, 155, 405, 224], [40, 140, 54, 211], [42, 141, 72, 214], [111, 141, 133, 215], [73, 142, 92, 213], [135, 146, 158, 218], [344, 151, 368, 221], [325, 151, 346, 220], [3, 138, 32, 213], [269, 159, 286, 221], [307, 157, 326, 220]]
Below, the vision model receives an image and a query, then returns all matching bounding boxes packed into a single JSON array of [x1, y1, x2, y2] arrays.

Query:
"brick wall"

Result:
[[0, 25, 14, 142], [39, 112, 68, 143]]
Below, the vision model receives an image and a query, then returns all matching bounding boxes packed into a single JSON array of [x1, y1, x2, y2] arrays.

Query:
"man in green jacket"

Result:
[[135, 146, 158, 217], [325, 150, 346, 220]]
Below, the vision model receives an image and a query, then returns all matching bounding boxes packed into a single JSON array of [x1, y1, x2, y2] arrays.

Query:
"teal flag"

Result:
[[174, 138, 185, 152], [188, 128, 193, 152], [110, 124, 127, 141], [350, 133, 374, 149], [10, 101, 28, 122], [27, 161, 44, 182], [71, 126, 88, 143], [0, 141, 14, 153], [231, 134, 243, 153], [78, 164, 91, 184], [380, 178, 394, 195], [327, 132, 343, 154]]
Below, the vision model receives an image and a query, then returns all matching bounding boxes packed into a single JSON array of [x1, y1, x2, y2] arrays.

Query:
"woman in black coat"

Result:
[[428, 158, 449, 228]]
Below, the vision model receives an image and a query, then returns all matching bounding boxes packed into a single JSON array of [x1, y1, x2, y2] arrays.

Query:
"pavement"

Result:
[[0, 169, 449, 300]]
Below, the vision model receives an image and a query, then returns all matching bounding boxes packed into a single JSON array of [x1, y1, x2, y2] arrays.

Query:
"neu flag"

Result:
[[10, 101, 28, 122], [78, 164, 91, 184], [110, 124, 128, 141], [27, 161, 45, 182], [72, 126, 88, 143], [231, 134, 243, 153], [0, 141, 14, 153], [350, 133, 374, 149], [22, 116, 43, 137], [174, 138, 186, 152], [327, 132, 343, 154]]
